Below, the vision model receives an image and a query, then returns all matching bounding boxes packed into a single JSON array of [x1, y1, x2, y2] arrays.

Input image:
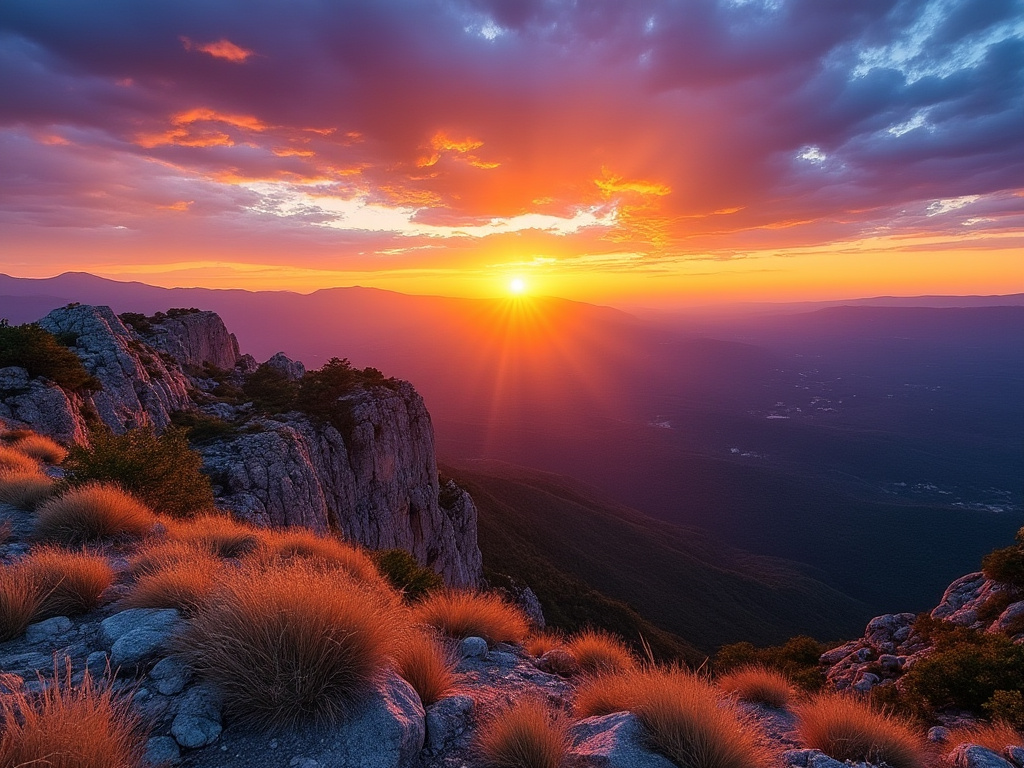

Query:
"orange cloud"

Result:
[[161, 200, 194, 211], [181, 37, 254, 63], [417, 132, 498, 169], [136, 108, 267, 148], [595, 170, 672, 198]]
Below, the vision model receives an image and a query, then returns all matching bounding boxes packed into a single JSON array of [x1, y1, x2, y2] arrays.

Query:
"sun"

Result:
[[509, 277, 527, 295]]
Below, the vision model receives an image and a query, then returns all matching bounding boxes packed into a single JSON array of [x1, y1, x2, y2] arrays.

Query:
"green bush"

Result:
[[371, 549, 444, 602], [0, 322, 98, 392], [242, 364, 298, 412], [64, 426, 215, 518], [982, 528, 1024, 590], [295, 358, 394, 433], [169, 411, 237, 443], [118, 312, 153, 335], [714, 635, 832, 692], [899, 622, 1024, 717]]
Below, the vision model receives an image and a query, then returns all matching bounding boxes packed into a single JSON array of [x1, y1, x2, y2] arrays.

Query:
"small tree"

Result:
[[64, 426, 216, 518]]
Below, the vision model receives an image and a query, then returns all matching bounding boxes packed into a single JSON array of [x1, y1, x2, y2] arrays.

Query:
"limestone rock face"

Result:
[[4, 303, 483, 588], [146, 310, 241, 371], [38, 305, 192, 433], [202, 383, 481, 587]]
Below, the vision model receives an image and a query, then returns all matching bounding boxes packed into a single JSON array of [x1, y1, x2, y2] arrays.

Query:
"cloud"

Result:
[[181, 37, 254, 63]]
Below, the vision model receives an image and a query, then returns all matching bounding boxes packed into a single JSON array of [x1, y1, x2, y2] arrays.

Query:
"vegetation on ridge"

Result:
[[0, 321, 99, 392]]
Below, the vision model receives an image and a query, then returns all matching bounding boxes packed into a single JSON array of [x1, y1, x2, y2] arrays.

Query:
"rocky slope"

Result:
[[0, 304, 481, 586]]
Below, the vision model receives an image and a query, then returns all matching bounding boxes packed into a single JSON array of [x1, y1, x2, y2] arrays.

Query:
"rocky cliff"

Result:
[[0, 304, 482, 586]]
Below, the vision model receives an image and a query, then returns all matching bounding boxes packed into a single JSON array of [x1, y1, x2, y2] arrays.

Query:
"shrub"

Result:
[[8, 433, 68, 464], [477, 698, 569, 768], [0, 469, 55, 509], [178, 561, 406, 727], [717, 665, 794, 708], [257, 529, 385, 586], [525, 631, 566, 658], [713, 635, 830, 692], [372, 549, 444, 602], [0, 566, 41, 641], [0, 322, 99, 392], [796, 693, 926, 768], [0, 445, 39, 474], [242, 364, 298, 412], [412, 591, 530, 645], [567, 629, 636, 675], [0, 666, 146, 768], [35, 483, 156, 545], [394, 630, 456, 706], [899, 623, 1024, 717], [983, 528, 1024, 590], [984, 690, 1024, 732], [123, 555, 220, 614], [169, 410, 237, 443], [166, 514, 262, 558], [64, 426, 215, 518], [25, 546, 114, 619]]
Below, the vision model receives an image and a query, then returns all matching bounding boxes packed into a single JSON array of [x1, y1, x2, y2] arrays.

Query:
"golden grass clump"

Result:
[[0, 469, 56, 509], [34, 483, 156, 545], [946, 722, 1023, 751], [525, 631, 565, 658], [123, 553, 221, 614], [166, 513, 262, 558], [129, 539, 212, 576], [796, 693, 927, 768], [0, 445, 39, 474], [256, 528, 385, 586], [477, 698, 570, 768], [178, 561, 407, 727], [25, 546, 114, 619], [412, 590, 530, 645], [0, 667, 146, 768], [567, 629, 637, 675], [0, 566, 41, 642], [10, 433, 68, 464], [394, 629, 456, 706], [717, 665, 794, 708]]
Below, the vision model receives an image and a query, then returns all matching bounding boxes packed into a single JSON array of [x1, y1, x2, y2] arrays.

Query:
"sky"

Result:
[[0, 0, 1022, 307]]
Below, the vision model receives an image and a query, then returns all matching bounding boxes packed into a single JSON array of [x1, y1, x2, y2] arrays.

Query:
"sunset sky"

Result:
[[1, 0, 1022, 306]]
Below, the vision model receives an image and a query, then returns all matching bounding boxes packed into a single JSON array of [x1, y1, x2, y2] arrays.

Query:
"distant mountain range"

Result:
[[2, 271, 1021, 637]]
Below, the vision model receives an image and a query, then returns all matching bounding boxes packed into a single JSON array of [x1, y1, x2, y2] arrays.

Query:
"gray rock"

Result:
[[569, 711, 676, 768], [144, 736, 181, 766], [101, 608, 182, 647], [0, 368, 88, 444], [878, 653, 902, 672], [928, 725, 950, 742], [933, 573, 988, 621], [807, 752, 850, 768], [25, 615, 73, 644], [460, 636, 488, 658], [86, 651, 110, 678], [290, 760, 320, 768], [146, 310, 240, 371], [783, 750, 814, 768], [993, 601, 1024, 634], [950, 744, 1015, 768], [852, 671, 880, 692], [150, 656, 192, 696], [171, 683, 223, 749], [424, 694, 474, 753], [265, 352, 306, 381], [1005, 746, 1024, 768], [112, 627, 180, 669], [486, 650, 518, 667], [537, 648, 579, 677], [2, 651, 51, 678]]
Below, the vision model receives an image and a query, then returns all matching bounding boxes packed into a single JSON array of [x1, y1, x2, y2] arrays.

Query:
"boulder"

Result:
[[424, 694, 474, 753], [569, 711, 676, 768], [171, 683, 223, 749], [950, 744, 1015, 768]]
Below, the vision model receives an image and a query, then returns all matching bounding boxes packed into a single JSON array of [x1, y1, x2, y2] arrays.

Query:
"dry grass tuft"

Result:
[[10, 433, 68, 464], [477, 698, 570, 768], [0, 469, 56, 509], [394, 629, 456, 706], [35, 483, 156, 545], [525, 631, 565, 658], [0, 666, 146, 768], [946, 722, 1023, 751], [256, 529, 385, 586], [123, 554, 221, 614], [0, 429, 35, 444], [129, 539, 212, 576], [178, 561, 406, 727], [25, 546, 114, 619], [0, 445, 39, 474], [166, 513, 262, 558], [567, 629, 637, 675], [796, 693, 927, 768], [412, 591, 530, 644], [0, 566, 41, 642], [717, 665, 794, 708], [0, 519, 10, 545], [575, 667, 771, 768]]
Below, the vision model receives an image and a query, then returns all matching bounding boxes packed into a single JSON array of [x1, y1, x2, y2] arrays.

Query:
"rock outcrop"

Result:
[[0, 304, 482, 587]]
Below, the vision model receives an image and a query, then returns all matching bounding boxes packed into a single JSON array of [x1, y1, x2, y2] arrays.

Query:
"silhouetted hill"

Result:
[[445, 460, 868, 655]]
